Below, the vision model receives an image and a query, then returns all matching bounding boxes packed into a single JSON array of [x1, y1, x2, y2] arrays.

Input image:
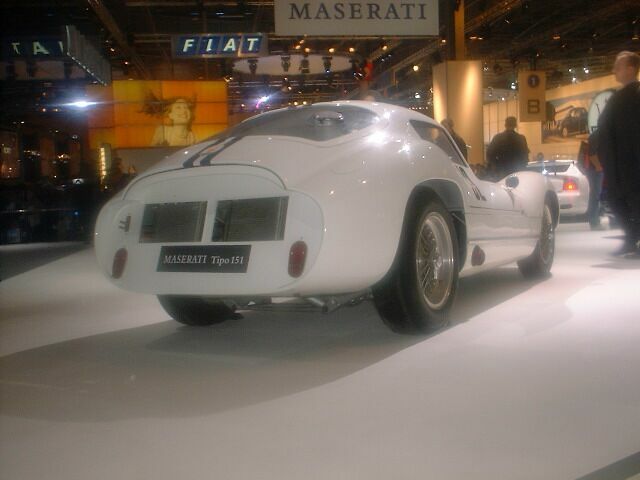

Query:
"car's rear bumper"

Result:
[[558, 191, 589, 216]]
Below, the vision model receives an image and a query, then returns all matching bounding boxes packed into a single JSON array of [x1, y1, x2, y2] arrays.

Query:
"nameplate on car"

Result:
[[157, 245, 251, 273]]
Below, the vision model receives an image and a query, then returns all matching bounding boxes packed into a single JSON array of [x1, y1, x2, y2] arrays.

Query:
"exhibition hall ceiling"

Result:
[[1, 0, 638, 116]]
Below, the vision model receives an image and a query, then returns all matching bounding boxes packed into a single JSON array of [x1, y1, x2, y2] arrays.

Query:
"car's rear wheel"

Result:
[[372, 200, 459, 334], [157, 295, 236, 326], [518, 202, 555, 278]]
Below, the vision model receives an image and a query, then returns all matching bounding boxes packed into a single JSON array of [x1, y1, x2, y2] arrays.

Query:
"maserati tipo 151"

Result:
[[95, 101, 558, 333]]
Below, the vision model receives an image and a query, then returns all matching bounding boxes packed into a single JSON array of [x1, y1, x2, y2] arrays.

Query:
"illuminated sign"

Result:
[[2, 26, 111, 85], [518, 70, 546, 122], [172, 33, 267, 58], [3, 38, 65, 57], [87, 80, 228, 150], [275, 0, 438, 36]]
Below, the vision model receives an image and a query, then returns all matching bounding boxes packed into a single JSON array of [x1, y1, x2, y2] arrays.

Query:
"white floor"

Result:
[[1, 224, 640, 480]]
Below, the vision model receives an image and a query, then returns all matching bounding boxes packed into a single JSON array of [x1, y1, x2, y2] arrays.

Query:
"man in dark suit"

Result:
[[597, 51, 640, 256], [486, 116, 529, 180]]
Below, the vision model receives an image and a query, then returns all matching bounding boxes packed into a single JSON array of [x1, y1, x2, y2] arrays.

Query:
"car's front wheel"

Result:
[[158, 295, 237, 326], [372, 200, 459, 334], [518, 202, 555, 278]]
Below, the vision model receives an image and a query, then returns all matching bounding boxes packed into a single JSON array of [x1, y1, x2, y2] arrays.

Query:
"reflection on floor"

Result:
[[1, 224, 640, 480]]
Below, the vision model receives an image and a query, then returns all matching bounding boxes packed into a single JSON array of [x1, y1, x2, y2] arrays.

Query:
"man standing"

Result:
[[597, 51, 640, 256], [486, 116, 529, 179]]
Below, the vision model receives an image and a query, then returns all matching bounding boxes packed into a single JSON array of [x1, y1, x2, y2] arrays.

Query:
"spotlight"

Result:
[[299, 54, 310, 75], [412, 65, 419, 72], [248, 58, 258, 75], [322, 56, 332, 73], [350, 57, 362, 79], [281, 55, 291, 73]]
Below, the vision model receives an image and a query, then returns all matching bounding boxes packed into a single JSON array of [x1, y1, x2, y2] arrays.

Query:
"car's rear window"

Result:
[[526, 163, 571, 174], [210, 105, 379, 142]]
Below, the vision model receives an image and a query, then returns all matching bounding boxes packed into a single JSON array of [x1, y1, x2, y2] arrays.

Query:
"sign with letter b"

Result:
[[518, 71, 546, 122]]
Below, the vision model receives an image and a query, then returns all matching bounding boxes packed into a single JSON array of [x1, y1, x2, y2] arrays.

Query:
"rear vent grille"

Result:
[[139, 202, 207, 243], [212, 197, 288, 242]]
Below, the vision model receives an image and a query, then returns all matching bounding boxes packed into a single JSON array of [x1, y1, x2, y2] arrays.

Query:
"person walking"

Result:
[[486, 116, 530, 180], [441, 118, 468, 160], [597, 51, 640, 256]]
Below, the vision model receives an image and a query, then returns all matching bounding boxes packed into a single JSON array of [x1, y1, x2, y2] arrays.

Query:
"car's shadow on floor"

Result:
[[450, 266, 546, 325], [0, 268, 547, 424]]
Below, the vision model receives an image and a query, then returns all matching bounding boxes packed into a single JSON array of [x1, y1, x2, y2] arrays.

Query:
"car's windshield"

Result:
[[206, 105, 380, 143]]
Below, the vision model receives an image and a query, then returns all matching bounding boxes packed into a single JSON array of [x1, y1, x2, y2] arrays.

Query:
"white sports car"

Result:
[[95, 101, 558, 333], [524, 158, 590, 218]]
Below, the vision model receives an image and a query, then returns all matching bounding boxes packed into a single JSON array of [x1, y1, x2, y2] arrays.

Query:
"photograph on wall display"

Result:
[[141, 93, 197, 147], [542, 89, 614, 143], [87, 80, 228, 150]]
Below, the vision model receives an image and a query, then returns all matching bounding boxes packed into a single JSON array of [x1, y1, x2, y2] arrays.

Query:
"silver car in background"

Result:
[[525, 158, 590, 218]]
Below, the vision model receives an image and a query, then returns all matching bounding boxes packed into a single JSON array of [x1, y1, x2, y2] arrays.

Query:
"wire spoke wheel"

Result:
[[539, 205, 555, 264], [415, 211, 455, 310], [372, 199, 459, 334]]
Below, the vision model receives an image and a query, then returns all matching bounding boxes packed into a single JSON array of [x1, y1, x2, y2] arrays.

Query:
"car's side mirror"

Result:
[[505, 176, 519, 189]]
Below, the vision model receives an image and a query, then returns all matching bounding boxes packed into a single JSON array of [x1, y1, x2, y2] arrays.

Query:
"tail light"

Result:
[[112, 248, 128, 279], [563, 178, 578, 191], [288, 241, 307, 278]]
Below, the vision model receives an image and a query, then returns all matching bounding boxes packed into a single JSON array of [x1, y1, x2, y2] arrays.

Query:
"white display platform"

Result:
[[1, 224, 640, 479]]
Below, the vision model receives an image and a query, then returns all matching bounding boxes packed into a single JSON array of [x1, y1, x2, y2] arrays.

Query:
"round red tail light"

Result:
[[288, 241, 307, 278], [112, 248, 128, 279], [563, 178, 578, 191]]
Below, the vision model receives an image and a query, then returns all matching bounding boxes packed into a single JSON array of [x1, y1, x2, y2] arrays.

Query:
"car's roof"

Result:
[[310, 100, 437, 124]]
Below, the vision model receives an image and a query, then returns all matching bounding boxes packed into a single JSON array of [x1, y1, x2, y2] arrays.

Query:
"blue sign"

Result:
[[172, 33, 267, 58], [3, 37, 65, 58]]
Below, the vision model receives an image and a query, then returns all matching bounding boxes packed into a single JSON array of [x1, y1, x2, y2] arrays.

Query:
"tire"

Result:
[[518, 203, 555, 279], [372, 200, 459, 334], [157, 295, 236, 326]]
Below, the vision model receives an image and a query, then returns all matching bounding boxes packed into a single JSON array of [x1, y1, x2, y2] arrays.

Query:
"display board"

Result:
[[87, 80, 228, 149], [543, 90, 601, 144]]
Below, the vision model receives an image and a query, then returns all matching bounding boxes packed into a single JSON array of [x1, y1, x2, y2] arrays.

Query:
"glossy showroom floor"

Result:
[[1, 224, 640, 480]]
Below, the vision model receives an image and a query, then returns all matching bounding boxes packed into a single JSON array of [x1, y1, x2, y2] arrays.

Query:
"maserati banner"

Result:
[[274, 0, 438, 36]]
